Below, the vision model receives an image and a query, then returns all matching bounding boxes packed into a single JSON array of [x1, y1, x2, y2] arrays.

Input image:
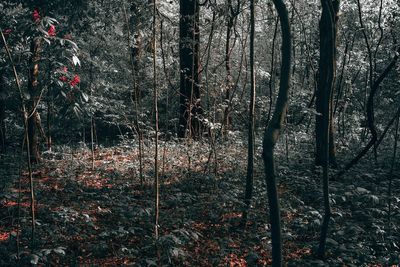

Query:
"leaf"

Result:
[[145, 259, 158, 266], [73, 106, 82, 118], [370, 195, 379, 204], [65, 39, 79, 52], [72, 55, 81, 66], [53, 247, 66, 256], [47, 17, 59, 24], [326, 238, 339, 246], [43, 38, 51, 45], [81, 92, 89, 102], [356, 187, 370, 194], [30, 254, 39, 265]]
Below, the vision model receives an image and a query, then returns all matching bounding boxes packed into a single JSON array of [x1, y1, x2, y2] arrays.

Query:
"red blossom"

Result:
[[59, 76, 68, 82], [47, 25, 56, 37], [62, 66, 68, 72], [69, 75, 80, 87], [32, 8, 41, 23], [3, 29, 12, 35]]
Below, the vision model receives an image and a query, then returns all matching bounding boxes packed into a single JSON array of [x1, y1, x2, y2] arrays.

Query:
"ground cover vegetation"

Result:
[[0, 0, 399, 266]]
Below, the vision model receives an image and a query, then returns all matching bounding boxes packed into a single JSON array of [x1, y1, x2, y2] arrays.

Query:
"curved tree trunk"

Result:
[[262, 0, 291, 265], [336, 46, 400, 178]]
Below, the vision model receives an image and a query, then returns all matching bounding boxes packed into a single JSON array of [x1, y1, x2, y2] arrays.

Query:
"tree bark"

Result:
[[262, 0, 291, 265], [27, 38, 41, 163], [179, 0, 202, 138], [129, 2, 143, 104], [317, 0, 339, 258], [0, 73, 5, 153], [242, 0, 256, 227], [223, 0, 240, 132], [315, 0, 339, 168]]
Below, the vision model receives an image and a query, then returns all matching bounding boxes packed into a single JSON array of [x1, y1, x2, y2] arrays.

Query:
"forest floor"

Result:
[[0, 138, 399, 266]]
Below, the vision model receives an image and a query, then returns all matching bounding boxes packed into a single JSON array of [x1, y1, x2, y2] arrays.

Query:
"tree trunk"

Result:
[[179, 0, 202, 138], [0, 73, 5, 153], [317, 0, 339, 258], [336, 46, 400, 178], [223, 0, 240, 132], [242, 0, 256, 227], [129, 2, 143, 104], [152, 1, 160, 262], [262, 0, 291, 265], [315, 0, 339, 168], [267, 17, 279, 124], [27, 38, 41, 164], [46, 90, 52, 151]]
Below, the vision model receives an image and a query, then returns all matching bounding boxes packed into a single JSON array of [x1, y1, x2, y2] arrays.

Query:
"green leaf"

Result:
[[81, 92, 89, 102], [30, 254, 39, 265], [72, 55, 81, 66], [53, 247, 66, 256]]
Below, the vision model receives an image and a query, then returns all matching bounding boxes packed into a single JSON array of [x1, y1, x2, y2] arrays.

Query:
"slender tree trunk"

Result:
[[315, 1, 339, 168], [263, 0, 291, 265], [27, 38, 41, 164], [356, 0, 378, 161], [1, 29, 36, 249], [223, 0, 240, 132], [267, 17, 279, 124], [0, 74, 5, 153], [375, 105, 400, 150], [46, 88, 52, 151], [224, 2, 233, 132], [387, 114, 399, 236], [123, 1, 144, 184], [179, 0, 202, 138], [242, 0, 256, 226], [152, 0, 160, 258], [336, 46, 400, 178], [317, 0, 339, 258]]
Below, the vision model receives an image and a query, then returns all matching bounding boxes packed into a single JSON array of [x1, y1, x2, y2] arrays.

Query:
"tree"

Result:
[[242, 0, 256, 226], [152, 0, 160, 258], [27, 37, 42, 163], [0, 73, 5, 152], [178, 0, 202, 138], [316, 0, 339, 258], [262, 0, 291, 265], [223, 0, 241, 131], [315, 0, 339, 168]]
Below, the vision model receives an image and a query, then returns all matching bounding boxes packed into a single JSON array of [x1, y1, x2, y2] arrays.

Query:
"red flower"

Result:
[[59, 76, 68, 82], [32, 8, 41, 23], [62, 66, 68, 72], [3, 29, 12, 35], [47, 25, 56, 36], [69, 75, 80, 87]]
